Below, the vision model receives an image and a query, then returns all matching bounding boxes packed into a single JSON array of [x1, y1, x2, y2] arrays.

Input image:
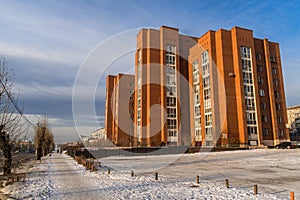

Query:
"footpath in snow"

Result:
[[0, 152, 291, 200]]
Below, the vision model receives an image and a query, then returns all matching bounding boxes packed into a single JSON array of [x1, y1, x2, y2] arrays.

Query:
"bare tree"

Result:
[[34, 116, 54, 160], [0, 56, 24, 175]]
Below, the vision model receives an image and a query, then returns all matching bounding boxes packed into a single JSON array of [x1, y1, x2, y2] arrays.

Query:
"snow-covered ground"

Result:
[[1, 149, 299, 199]]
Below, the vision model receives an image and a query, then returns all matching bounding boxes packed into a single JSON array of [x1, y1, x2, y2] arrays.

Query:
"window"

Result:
[[137, 88, 141, 98], [258, 77, 264, 84], [262, 115, 268, 123], [167, 97, 176, 106], [195, 129, 201, 136], [202, 63, 209, 76], [205, 114, 212, 126], [130, 93, 134, 100], [192, 60, 199, 82], [167, 119, 177, 129], [167, 108, 176, 118], [203, 76, 210, 87], [242, 59, 252, 71], [263, 128, 269, 136], [166, 76, 176, 85], [202, 51, 209, 64], [276, 103, 281, 111], [205, 127, 212, 135], [168, 130, 177, 137], [247, 126, 257, 135], [244, 85, 254, 97], [261, 102, 267, 110], [272, 67, 277, 74], [204, 88, 210, 100], [194, 106, 200, 116], [204, 100, 212, 113], [278, 129, 284, 137], [241, 46, 251, 59], [257, 65, 263, 72], [167, 86, 176, 94], [137, 67, 141, 85], [137, 110, 141, 119], [259, 89, 265, 97], [243, 72, 253, 84], [247, 112, 256, 125], [256, 53, 262, 61], [166, 54, 175, 65], [275, 91, 280, 99], [194, 85, 200, 104], [273, 79, 279, 87], [277, 116, 282, 124], [167, 66, 176, 75], [245, 98, 255, 110], [270, 56, 276, 63], [137, 49, 142, 66], [166, 45, 176, 54]]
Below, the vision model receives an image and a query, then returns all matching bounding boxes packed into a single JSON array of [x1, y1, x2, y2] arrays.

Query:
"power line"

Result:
[[0, 78, 35, 127]]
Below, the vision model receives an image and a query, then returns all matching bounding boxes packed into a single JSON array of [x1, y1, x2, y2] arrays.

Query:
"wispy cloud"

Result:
[[1, 0, 299, 142]]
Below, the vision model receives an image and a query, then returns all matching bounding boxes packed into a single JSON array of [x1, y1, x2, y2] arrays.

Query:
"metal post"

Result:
[[254, 185, 257, 195], [225, 179, 229, 188], [196, 175, 199, 184], [155, 172, 158, 180]]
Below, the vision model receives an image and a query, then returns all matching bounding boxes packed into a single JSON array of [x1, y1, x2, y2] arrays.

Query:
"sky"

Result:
[[0, 0, 299, 143]]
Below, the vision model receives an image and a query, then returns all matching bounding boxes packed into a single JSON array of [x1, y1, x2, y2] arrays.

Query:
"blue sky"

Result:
[[0, 0, 299, 143]]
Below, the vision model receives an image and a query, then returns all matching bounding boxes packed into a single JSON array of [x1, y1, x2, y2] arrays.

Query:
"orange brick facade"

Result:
[[134, 26, 197, 147], [105, 74, 135, 147], [105, 26, 289, 147], [188, 27, 289, 147]]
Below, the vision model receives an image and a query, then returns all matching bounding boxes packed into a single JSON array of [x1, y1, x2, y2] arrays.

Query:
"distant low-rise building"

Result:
[[90, 128, 106, 140], [80, 135, 89, 146], [287, 105, 300, 132]]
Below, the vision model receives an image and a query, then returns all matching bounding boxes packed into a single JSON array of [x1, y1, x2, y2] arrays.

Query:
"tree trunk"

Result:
[[0, 131, 12, 175], [36, 144, 42, 160], [3, 144, 12, 175]]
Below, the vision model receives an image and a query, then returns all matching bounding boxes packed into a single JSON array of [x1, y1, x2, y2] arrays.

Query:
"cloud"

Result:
[[0, 43, 84, 65], [23, 113, 105, 143], [1, 0, 300, 143], [0, 1, 113, 66]]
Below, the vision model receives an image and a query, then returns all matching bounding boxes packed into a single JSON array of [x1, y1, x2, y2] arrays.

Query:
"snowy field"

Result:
[[1, 149, 299, 199]]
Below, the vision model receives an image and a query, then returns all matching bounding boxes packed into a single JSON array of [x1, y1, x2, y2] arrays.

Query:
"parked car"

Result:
[[275, 142, 292, 149], [290, 141, 300, 148]]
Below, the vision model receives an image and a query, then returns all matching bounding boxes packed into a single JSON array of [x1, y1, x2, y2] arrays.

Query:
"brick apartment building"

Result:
[[189, 26, 289, 147], [134, 26, 197, 147], [105, 73, 135, 146], [105, 26, 289, 147]]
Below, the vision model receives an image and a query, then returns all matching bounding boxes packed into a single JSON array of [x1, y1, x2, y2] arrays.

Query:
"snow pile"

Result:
[[0, 151, 293, 199]]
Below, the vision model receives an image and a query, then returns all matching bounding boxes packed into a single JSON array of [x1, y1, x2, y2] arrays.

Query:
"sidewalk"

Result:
[[1, 153, 102, 199]]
